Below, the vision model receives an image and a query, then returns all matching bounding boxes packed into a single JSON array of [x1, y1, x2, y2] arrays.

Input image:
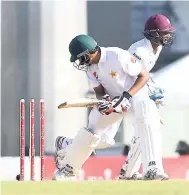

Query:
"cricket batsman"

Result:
[[52, 18, 172, 179]]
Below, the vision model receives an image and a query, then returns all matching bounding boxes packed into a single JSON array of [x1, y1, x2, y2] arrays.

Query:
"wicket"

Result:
[[19, 99, 45, 181]]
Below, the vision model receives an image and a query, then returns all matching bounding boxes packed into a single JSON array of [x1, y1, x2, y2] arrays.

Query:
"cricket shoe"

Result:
[[119, 169, 143, 180], [52, 164, 75, 181], [143, 168, 169, 180]]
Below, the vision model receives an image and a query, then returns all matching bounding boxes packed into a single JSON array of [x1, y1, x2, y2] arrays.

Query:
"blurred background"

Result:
[[1, 0, 189, 180]]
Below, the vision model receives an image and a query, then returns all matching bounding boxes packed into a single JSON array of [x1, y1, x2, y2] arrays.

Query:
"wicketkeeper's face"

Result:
[[159, 31, 175, 46]]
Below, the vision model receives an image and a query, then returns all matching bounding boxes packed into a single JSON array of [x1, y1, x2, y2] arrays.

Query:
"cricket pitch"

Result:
[[2, 180, 189, 195]]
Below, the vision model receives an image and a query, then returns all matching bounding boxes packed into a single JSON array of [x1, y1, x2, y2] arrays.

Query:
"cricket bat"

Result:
[[57, 98, 106, 109]]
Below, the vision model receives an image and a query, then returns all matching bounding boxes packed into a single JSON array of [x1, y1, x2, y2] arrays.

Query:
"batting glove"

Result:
[[112, 91, 132, 113], [97, 94, 114, 115]]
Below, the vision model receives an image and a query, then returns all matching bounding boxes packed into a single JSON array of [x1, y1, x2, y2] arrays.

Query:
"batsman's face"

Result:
[[73, 53, 92, 71], [78, 54, 91, 65]]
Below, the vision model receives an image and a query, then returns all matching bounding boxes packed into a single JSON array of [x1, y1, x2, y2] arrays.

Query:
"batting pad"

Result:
[[60, 128, 101, 175]]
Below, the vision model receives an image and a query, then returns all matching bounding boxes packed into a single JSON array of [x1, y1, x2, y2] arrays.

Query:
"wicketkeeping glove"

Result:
[[147, 80, 165, 108]]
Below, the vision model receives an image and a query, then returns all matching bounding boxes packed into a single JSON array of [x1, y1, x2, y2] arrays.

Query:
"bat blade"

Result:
[[58, 98, 106, 109]]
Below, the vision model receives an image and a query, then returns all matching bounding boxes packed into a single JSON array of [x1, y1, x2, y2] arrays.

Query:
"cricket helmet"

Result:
[[143, 14, 176, 46], [69, 34, 98, 71]]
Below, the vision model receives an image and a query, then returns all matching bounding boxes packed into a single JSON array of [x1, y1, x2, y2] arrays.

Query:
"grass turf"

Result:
[[2, 180, 189, 195]]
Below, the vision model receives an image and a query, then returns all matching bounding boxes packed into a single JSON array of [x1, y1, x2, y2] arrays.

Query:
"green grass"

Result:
[[2, 181, 189, 195]]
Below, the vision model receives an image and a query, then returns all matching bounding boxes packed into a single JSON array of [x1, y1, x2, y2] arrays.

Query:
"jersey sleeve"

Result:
[[118, 49, 143, 76], [86, 71, 100, 88]]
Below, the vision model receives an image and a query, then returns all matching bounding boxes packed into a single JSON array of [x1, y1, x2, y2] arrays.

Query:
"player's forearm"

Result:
[[95, 91, 106, 100], [94, 84, 106, 100], [128, 72, 150, 96]]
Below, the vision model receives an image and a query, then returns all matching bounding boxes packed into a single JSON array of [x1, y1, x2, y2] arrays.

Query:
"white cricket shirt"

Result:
[[86, 47, 147, 99], [128, 38, 162, 72]]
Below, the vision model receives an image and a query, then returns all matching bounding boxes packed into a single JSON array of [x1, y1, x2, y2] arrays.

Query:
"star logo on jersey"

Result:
[[109, 70, 117, 78], [93, 72, 98, 79]]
